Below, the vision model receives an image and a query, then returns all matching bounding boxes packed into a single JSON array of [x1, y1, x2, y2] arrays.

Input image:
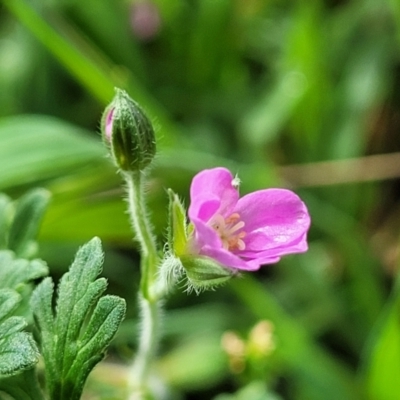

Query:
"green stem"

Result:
[[124, 171, 161, 397], [130, 295, 161, 397], [124, 171, 158, 299]]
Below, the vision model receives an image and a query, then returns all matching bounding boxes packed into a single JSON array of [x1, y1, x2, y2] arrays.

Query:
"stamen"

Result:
[[226, 221, 245, 236], [210, 213, 246, 252]]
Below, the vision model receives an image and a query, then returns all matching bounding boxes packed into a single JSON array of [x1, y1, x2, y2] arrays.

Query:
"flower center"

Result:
[[210, 213, 246, 252]]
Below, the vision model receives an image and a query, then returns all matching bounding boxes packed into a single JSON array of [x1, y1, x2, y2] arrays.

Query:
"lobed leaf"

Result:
[[66, 295, 126, 399], [0, 252, 48, 292], [0, 332, 39, 376], [31, 237, 126, 400], [0, 289, 20, 321], [0, 289, 39, 377]]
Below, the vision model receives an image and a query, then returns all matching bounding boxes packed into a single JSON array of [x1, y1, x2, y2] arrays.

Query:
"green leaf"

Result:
[[30, 237, 126, 400], [0, 115, 105, 191], [0, 369, 45, 400], [0, 194, 12, 250], [66, 295, 126, 399], [0, 252, 48, 291], [361, 273, 400, 400], [0, 332, 39, 376], [0, 289, 21, 321], [0, 289, 39, 377], [8, 188, 51, 258]]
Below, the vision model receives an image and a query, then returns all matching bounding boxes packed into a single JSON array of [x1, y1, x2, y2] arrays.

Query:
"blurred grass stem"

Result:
[[280, 152, 400, 187]]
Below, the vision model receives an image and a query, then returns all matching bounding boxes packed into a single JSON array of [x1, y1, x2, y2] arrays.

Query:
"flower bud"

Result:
[[101, 88, 156, 171]]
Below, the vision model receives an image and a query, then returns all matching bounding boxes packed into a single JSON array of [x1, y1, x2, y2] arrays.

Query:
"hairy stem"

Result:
[[124, 171, 161, 398], [124, 171, 158, 298]]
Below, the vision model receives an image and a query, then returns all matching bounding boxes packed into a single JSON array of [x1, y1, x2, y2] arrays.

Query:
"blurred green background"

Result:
[[1, 0, 400, 399]]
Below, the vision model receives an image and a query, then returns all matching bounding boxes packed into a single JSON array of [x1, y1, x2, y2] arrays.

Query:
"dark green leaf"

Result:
[[8, 188, 51, 258], [0, 195, 12, 250]]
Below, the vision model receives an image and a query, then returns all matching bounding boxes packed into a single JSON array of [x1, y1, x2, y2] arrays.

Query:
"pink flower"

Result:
[[188, 167, 310, 271]]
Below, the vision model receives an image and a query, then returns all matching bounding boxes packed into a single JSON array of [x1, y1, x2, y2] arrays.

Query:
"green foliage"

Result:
[[2, 0, 400, 398], [362, 272, 400, 400], [8, 189, 50, 258], [0, 188, 50, 256], [0, 189, 49, 398], [0, 289, 39, 377], [30, 237, 126, 400], [0, 252, 47, 292], [214, 381, 283, 400], [0, 116, 104, 190]]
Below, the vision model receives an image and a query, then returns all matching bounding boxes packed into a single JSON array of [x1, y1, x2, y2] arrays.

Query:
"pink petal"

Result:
[[189, 168, 239, 222], [190, 217, 276, 271], [239, 232, 308, 259], [200, 245, 260, 271], [235, 189, 310, 253], [242, 255, 282, 269], [105, 108, 114, 141], [190, 217, 222, 251]]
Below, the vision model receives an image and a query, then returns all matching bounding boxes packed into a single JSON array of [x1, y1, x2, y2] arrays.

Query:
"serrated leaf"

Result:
[[0, 289, 39, 377], [31, 237, 126, 400], [0, 252, 48, 292], [54, 238, 104, 374], [0, 332, 39, 376], [80, 295, 126, 352], [0, 289, 21, 321], [30, 277, 55, 381], [67, 295, 126, 399], [62, 278, 108, 372], [8, 188, 51, 258], [0, 316, 27, 338]]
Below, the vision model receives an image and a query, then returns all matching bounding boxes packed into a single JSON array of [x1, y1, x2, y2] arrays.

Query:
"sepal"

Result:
[[180, 255, 236, 293], [167, 189, 188, 257]]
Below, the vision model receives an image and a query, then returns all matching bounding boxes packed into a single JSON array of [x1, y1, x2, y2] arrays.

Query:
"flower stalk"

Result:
[[124, 171, 161, 397], [124, 171, 158, 298], [101, 89, 161, 398]]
